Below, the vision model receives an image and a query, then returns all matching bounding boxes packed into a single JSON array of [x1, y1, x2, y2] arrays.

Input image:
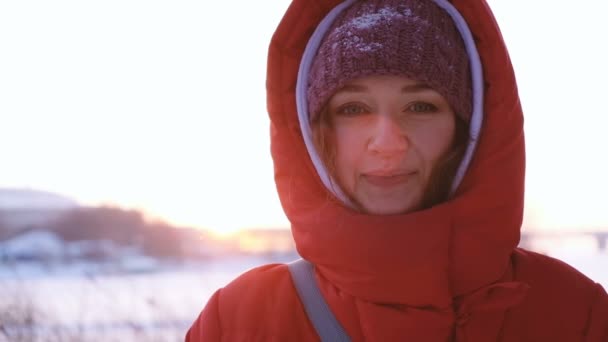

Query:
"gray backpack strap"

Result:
[[287, 259, 351, 342]]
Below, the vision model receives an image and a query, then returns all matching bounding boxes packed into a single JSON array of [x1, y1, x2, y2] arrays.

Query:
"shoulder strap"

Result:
[[287, 259, 351, 342]]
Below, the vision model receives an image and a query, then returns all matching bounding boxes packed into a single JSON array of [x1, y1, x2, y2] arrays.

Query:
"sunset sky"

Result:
[[1, 0, 607, 234]]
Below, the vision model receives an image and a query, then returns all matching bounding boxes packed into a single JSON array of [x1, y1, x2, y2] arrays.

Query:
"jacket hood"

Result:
[[267, 0, 525, 310]]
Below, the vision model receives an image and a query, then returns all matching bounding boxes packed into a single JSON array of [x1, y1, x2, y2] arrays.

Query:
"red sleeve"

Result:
[[185, 289, 222, 342], [584, 283, 608, 341]]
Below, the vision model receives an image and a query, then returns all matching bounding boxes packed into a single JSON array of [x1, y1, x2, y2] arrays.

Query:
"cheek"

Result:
[[412, 120, 455, 163], [332, 127, 366, 184]]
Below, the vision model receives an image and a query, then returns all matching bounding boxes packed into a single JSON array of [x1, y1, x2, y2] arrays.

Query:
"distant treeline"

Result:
[[0, 206, 205, 259]]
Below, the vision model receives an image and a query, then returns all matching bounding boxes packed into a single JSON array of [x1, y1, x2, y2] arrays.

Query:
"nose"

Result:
[[367, 114, 408, 157]]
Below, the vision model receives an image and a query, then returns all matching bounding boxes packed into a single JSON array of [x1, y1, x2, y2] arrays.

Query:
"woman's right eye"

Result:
[[335, 103, 367, 117]]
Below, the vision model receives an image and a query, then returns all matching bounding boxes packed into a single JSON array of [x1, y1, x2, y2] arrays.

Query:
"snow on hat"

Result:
[[307, 0, 472, 121]]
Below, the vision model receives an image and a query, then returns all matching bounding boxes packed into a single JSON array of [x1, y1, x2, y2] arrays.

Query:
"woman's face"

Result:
[[326, 75, 456, 215]]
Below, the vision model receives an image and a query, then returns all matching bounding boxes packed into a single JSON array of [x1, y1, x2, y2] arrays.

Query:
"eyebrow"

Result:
[[336, 82, 433, 94], [401, 83, 433, 93]]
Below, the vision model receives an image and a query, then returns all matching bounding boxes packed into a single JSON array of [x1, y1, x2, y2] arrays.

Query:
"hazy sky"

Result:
[[1, 0, 607, 233]]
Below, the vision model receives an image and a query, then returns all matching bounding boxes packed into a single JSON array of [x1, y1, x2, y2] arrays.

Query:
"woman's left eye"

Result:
[[408, 102, 438, 113]]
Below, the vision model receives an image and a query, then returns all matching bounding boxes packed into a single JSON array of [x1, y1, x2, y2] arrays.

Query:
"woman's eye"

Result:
[[408, 102, 438, 113], [335, 104, 367, 116]]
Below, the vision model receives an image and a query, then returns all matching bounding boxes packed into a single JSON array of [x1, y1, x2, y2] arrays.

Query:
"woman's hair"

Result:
[[311, 107, 469, 212], [419, 114, 468, 208]]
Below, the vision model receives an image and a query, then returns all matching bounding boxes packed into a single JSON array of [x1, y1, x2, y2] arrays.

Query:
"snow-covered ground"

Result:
[[0, 254, 297, 341], [0, 251, 605, 342]]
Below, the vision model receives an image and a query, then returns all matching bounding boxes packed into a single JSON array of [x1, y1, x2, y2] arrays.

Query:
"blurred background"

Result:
[[1, 0, 606, 341]]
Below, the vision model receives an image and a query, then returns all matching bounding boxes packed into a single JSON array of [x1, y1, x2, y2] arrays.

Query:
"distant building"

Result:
[[0, 188, 78, 210], [64, 239, 120, 261], [0, 230, 64, 261], [0, 188, 79, 239], [521, 229, 608, 254]]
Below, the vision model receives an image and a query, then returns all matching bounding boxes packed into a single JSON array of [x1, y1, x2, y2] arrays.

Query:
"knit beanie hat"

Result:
[[307, 0, 472, 121]]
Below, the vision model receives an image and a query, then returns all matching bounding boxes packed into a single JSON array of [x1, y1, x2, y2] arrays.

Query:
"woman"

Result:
[[187, 0, 608, 340]]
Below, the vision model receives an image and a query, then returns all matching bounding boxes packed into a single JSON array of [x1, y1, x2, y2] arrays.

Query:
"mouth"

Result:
[[362, 171, 417, 187]]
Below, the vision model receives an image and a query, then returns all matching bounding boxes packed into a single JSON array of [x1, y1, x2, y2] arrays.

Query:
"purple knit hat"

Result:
[[307, 0, 472, 121]]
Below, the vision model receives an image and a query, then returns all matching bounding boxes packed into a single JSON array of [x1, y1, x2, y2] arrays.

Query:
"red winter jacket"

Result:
[[187, 0, 608, 340]]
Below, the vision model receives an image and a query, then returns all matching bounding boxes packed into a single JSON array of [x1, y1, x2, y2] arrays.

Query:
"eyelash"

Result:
[[408, 102, 438, 113], [334, 102, 438, 117], [335, 103, 368, 117]]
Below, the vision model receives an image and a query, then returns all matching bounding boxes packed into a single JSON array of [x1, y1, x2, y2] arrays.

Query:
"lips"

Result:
[[362, 171, 416, 187]]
